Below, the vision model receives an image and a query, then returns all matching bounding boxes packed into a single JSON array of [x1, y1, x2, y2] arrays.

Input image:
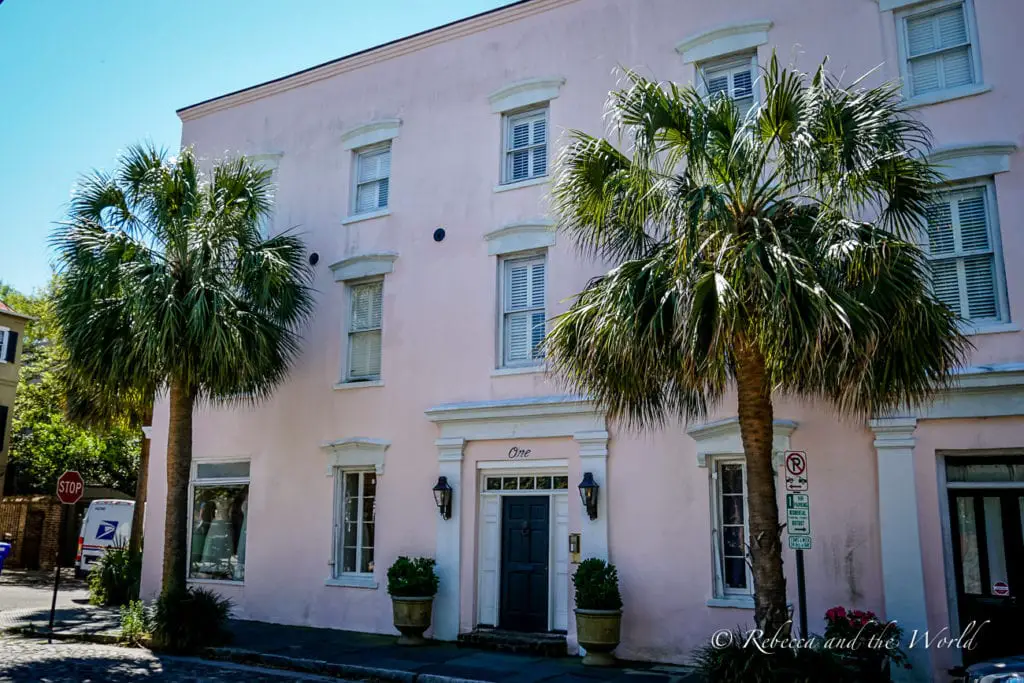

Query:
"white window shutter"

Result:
[[507, 264, 529, 310], [349, 282, 383, 380], [506, 313, 531, 363], [905, 4, 973, 96], [354, 146, 391, 213], [503, 255, 546, 365]]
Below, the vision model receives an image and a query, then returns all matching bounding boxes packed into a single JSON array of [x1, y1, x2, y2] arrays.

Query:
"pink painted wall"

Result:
[[141, 0, 1024, 673]]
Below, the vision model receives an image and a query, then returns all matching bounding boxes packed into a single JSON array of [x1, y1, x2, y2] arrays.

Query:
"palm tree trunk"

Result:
[[162, 380, 194, 595], [128, 400, 154, 557], [735, 341, 789, 637]]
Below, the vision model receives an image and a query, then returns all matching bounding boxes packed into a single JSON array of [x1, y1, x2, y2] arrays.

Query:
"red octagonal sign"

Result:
[[56, 470, 85, 505]]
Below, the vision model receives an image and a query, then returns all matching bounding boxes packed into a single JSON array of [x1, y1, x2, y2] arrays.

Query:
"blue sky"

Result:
[[0, 0, 512, 295]]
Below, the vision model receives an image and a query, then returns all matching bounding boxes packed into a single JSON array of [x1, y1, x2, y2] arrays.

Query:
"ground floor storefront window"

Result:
[[189, 461, 249, 581]]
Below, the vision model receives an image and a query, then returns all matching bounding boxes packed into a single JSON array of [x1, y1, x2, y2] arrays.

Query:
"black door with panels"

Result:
[[500, 496, 549, 632], [949, 489, 1024, 664]]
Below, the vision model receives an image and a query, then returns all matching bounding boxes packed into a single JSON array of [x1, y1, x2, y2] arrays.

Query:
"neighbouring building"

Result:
[[140, 1, 1024, 680], [0, 300, 30, 498]]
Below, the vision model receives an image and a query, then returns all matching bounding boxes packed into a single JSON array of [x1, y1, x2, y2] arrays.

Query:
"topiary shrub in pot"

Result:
[[573, 558, 623, 666], [387, 556, 439, 646]]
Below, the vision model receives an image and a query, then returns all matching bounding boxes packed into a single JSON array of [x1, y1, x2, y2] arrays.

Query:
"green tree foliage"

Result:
[[5, 281, 139, 494]]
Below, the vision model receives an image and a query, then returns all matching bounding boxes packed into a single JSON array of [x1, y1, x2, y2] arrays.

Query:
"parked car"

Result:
[[75, 499, 134, 576], [955, 656, 1024, 682]]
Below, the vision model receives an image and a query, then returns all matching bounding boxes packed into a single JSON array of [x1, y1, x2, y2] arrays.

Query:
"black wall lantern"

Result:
[[433, 476, 453, 520], [578, 472, 599, 520]]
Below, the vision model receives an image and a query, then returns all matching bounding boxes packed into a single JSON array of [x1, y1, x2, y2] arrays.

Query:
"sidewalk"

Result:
[[213, 620, 701, 683]]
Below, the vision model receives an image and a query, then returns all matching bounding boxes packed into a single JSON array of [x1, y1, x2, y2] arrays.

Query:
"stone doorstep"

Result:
[[456, 628, 568, 657], [205, 646, 487, 683]]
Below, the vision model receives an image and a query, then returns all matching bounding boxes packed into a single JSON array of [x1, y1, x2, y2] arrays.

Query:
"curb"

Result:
[[203, 647, 490, 683], [5, 625, 121, 646]]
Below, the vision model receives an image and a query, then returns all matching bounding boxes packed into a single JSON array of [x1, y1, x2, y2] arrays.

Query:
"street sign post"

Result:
[[783, 452, 811, 637], [50, 471, 84, 642]]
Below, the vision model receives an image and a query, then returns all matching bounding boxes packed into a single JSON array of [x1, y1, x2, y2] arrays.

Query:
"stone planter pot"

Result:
[[392, 596, 434, 646], [575, 608, 622, 666]]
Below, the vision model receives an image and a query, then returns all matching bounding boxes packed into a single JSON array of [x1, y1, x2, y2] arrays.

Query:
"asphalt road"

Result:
[[0, 569, 90, 612]]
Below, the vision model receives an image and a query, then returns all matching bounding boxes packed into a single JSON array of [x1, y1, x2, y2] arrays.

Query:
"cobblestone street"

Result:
[[0, 636, 349, 682]]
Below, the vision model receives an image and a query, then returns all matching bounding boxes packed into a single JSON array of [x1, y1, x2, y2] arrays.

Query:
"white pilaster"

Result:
[[433, 436, 465, 641], [574, 430, 609, 561], [870, 417, 929, 682]]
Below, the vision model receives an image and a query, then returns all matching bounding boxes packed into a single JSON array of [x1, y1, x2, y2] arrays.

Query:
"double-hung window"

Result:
[[923, 183, 1006, 324], [710, 458, 752, 597], [898, 1, 978, 99], [333, 470, 376, 577], [0, 326, 15, 363], [503, 108, 548, 184], [502, 254, 546, 366], [189, 461, 250, 582], [700, 53, 757, 113], [353, 143, 391, 215], [347, 280, 383, 382]]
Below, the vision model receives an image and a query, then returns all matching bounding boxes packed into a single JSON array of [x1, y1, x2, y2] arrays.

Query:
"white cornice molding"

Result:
[[329, 252, 398, 282], [675, 19, 773, 64], [426, 395, 605, 441], [687, 416, 798, 468], [487, 76, 566, 114], [247, 152, 284, 171], [484, 219, 556, 255], [178, 0, 582, 122], [879, 0, 930, 11], [928, 142, 1017, 183], [340, 119, 402, 150], [868, 417, 918, 450], [320, 437, 390, 475]]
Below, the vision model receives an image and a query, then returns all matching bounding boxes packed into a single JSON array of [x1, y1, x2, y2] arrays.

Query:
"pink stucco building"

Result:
[[140, 1, 1024, 680]]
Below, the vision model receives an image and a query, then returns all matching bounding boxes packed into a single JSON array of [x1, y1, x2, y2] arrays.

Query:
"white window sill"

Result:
[[493, 176, 549, 193], [334, 379, 384, 391], [341, 208, 391, 225], [491, 365, 547, 377], [325, 574, 378, 589], [187, 578, 244, 586], [964, 322, 1020, 336], [707, 596, 755, 609], [899, 84, 992, 110]]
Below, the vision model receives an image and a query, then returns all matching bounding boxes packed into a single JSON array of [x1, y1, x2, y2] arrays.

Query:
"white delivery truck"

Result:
[[76, 499, 134, 575]]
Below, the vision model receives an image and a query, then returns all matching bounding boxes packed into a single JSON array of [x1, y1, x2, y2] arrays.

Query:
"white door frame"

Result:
[[477, 465, 570, 632]]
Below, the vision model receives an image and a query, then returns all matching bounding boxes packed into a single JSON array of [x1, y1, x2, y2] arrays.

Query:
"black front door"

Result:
[[950, 490, 1024, 664], [500, 496, 549, 632]]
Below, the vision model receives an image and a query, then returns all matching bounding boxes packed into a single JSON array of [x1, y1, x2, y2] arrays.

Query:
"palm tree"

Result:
[[52, 144, 315, 595], [64, 373, 154, 556], [546, 56, 970, 635]]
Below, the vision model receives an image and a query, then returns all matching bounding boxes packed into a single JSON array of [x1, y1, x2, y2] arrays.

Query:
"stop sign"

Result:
[[56, 470, 85, 505]]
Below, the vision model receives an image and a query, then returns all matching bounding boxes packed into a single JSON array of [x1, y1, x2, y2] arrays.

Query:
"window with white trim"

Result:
[[700, 52, 757, 112], [710, 457, 752, 597], [347, 280, 383, 381], [353, 143, 391, 215], [333, 469, 376, 577], [501, 254, 546, 367], [897, 0, 978, 99], [0, 326, 12, 364], [923, 183, 1007, 324], [257, 167, 278, 239], [188, 461, 250, 582], [502, 107, 548, 184]]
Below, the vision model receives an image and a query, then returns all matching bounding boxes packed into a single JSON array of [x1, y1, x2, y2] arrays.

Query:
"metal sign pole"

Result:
[[796, 548, 808, 637], [47, 504, 68, 643]]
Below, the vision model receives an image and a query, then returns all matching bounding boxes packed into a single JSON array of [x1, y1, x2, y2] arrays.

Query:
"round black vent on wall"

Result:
[[308, 252, 320, 266], [433, 228, 446, 242]]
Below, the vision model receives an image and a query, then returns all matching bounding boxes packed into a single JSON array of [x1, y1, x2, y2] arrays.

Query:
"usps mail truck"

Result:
[[76, 499, 134, 575]]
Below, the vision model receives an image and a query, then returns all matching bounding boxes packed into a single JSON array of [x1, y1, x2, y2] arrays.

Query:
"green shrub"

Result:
[[572, 558, 622, 610], [119, 599, 150, 646], [387, 556, 439, 597], [151, 587, 233, 653], [88, 543, 141, 607], [692, 629, 857, 683]]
